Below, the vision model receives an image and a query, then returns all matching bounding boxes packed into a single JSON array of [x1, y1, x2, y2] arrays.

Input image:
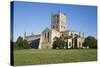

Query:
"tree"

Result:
[[16, 36, 31, 49], [58, 37, 65, 49], [16, 36, 24, 48], [53, 36, 59, 41], [52, 40, 57, 49], [23, 39, 31, 49], [83, 36, 97, 48], [52, 36, 65, 49], [65, 42, 68, 49]]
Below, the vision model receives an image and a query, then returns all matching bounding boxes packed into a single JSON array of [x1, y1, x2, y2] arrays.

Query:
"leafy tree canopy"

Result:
[[83, 36, 97, 48], [16, 36, 31, 49], [53, 36, 66, 49]]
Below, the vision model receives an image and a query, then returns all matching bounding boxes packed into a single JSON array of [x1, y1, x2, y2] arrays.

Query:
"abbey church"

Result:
[[24, 12, 84, 49]]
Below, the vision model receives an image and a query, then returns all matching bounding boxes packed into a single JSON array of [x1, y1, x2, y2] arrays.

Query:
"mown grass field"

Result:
[[14, 49, 97, 66]]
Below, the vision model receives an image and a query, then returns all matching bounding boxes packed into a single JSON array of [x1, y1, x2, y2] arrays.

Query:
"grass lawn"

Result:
[[14, 49, 97, 66]]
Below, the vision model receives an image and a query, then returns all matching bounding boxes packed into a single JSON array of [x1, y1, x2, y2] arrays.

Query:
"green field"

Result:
[[14, 49, 97, 66]]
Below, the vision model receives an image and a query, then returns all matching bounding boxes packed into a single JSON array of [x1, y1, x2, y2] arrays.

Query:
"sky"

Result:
[[12, 1, 97, 42]]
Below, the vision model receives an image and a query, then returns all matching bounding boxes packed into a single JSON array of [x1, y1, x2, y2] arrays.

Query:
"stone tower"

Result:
[[51, 12, 66, 32]]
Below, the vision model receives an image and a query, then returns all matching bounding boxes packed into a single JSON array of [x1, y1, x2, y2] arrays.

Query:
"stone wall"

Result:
[[77, 37, 84, 48], [51, 13, 66, 32]]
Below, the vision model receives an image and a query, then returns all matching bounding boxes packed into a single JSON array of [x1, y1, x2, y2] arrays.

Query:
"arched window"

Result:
[[48, 32, 49, 42], [69, 42, 71, 47], [56, 25, 58, 28], [45, 33, 46, 38]]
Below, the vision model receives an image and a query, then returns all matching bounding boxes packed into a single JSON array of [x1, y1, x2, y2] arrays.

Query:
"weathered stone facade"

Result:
[[61, 30, 84, 48], [51, 13, 66, 32], [24, 12, 84, 49], [39, 28, 61, 49]]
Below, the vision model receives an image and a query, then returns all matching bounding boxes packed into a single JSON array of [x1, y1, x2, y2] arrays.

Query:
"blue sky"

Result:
[[12, 1, 97, 41]]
